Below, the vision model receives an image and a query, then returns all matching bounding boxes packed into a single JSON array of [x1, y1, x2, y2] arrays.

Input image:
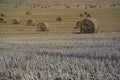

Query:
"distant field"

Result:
[[0, 7, 120, 35]]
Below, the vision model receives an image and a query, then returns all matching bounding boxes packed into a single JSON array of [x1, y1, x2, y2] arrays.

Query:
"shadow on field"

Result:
[[72, 32, 96, 35], [35, 50, 119, 62], [72, 32, 80, 34]]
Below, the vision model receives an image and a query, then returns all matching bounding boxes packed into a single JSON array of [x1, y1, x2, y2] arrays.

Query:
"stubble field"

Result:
[[0, 6, 120, 80]]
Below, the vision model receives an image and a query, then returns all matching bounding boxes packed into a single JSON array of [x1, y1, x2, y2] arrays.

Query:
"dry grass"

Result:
[[0, 3, 120, 80], [0, 8, 120, 33], [0, 35, 119, 79]]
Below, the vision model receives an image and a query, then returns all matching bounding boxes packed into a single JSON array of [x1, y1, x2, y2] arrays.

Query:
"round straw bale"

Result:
[[79, 18, 100, 33], [84, 11, 88, 15], [0, 17, 6, 23], [0, 17, 4, 23], [36, 22, 49, 31], [79, 13, 83, 17], [26, 11, 31, 15], [74, 21, 82, 29], [26, 19, 35, 26], [12, 19, 20, 24], [56, 17, 62, 21], [0, 13, 5, 17]]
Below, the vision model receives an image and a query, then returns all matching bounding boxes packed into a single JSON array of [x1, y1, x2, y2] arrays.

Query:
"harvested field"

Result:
[[0, 8, 120, 33], [0, 33, 120, 80], [0, 1, 120, 79]]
